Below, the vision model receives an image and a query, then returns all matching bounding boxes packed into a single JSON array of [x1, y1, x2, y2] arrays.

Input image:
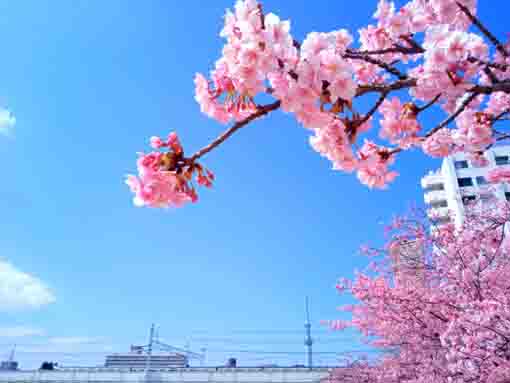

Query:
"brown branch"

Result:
[[351, 44, 424, 56], [493, 109, 510, 121], [345, 52, 408, 80], [467, 57, 508, 72], [416, 94, 441, 114], [456, 2, 509, 58], [428, 311, 448, 323], [471, 81, 510, 94], [483, 66, 500, 84], [356, 78, 417, 97], [400, 35, 425, 53], [356, 91, 389, 127], [496, 134, 510, 142], [188, 101, 281, 162], [426, 92, 479, 137]]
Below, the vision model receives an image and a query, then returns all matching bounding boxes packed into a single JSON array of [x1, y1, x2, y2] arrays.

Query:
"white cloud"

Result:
[[0, 108, 15, 136], [0, 326, 45, 337], [0, 259, 55, 311]]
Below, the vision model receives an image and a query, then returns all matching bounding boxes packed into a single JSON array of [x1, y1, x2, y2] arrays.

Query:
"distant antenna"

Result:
[[304, 297, 313, 368]]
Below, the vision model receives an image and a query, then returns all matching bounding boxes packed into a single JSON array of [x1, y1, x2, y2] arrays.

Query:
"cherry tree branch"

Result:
[[356, 91, 389, 127], [416, 94, 442, 114], [468, 57, 508, 72], [426, 92, 479, 137], [344, 51, 408, 80], [493, 109, 510, 121], [456, 1, 509, 58], [356, 78, 417, 96], [188, 101, 281, 162], [471, 80, 510, 94], [351, 43, 424, 56]]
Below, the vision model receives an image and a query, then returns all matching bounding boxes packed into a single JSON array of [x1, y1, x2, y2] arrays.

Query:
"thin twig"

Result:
[[456, 2, 509, 58], [400, 35, 425, 53], [356, 78, 417, 97], [189, 101, 281, 162], [345, 52, 408, 80], [493, 108, 510, 121], [483, 66, 500, 84], [471, 81, 510, 94], [496, 134, 510, 142], [350, 44, 424, 56], [416, 94, 441, 114], [356, 91, 389, 127], [467, 57, 508, 72], [426, 92, 479, 137]]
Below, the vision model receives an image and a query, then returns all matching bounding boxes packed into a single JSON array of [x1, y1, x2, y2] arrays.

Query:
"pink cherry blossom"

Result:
[[329, 205, 510, 383], [356, 140, 398, 189], [452, 109, 494, 151], [487, 167, 510, 184], [150, 136, 165, 149], [126, 170, 193, 208], [127, 133, 213, 208], [466, 151, 490, 167], [421, 128, 453, 157], [133, 0, 510, 207], [309, 119, 358, 172], [379, 97, 421, 147]]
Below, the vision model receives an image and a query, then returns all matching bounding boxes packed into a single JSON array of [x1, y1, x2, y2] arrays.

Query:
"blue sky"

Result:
[[0, 0, 506, 369]]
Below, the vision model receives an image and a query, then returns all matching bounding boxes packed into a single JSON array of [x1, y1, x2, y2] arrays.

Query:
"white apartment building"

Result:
[[421, 145, 510, 227]]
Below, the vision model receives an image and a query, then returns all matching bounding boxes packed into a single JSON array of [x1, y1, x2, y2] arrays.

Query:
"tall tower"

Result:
[[304, 297, 313, 368]]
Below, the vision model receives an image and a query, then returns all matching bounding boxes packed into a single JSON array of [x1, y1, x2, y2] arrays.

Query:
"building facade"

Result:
[[421, 145, 510, 227], [104, 353, 188, 369]]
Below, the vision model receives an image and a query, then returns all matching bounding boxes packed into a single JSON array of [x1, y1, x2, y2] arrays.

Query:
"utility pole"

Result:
[[200, 348, 207, 367], [8, 345, 16, 363], [304, 297, 313, 368], [144, 324, 155, 380]]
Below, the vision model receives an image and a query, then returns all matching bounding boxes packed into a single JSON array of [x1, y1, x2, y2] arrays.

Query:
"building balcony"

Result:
[[427, 206, 450, 219], [421, 171, 444, 189], [424, 189, 447, 205]]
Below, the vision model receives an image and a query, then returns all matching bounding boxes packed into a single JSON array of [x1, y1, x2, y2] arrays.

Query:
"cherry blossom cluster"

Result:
[[190, 0, 509, 192], [129, 0, 510, 206], [328, 206, 510, 383], [126, 133, 214, 208], [194, 0, 297, 123]]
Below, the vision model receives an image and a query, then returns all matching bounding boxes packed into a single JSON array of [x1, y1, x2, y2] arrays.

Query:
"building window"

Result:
[[430, 200, 448, 208], [462, 195, 476, 205], [495, 155, 509, 165], [458, 177, 473, 187], [454, 160, 468, 169], [426, 183, 444, 192], [506, 192, 510, 202], [476, 176, 487, 185]]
